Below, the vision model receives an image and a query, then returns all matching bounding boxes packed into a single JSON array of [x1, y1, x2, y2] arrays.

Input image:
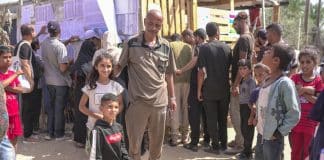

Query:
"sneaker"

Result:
[[75, 142, 85, 148], [224, 146, 244, 155], [181, 135, 189, 144], [237, 153, 252, 160], [227, 140, 237, 148], [32, 131, 40, 135], [44, 135, 54, 141], [169, 139, 178, 147], [23, 135, 40, 144], [202, 141, 210, 148], [204, 147, 220, 155], [55, 136, 69, 141], [183, 143, 198, 152]]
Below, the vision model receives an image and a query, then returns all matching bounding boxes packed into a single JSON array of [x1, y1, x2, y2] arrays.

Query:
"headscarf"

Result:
[[92, 31, 121, 66], [71, 39, 97, 76]]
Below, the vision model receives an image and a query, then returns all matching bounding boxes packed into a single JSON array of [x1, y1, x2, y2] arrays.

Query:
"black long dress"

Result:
[[71, 40, 96, 145], [309, 90, 324, 160]]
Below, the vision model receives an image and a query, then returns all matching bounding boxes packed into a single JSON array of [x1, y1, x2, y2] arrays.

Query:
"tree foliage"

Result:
[[266, 0, 324, 49]]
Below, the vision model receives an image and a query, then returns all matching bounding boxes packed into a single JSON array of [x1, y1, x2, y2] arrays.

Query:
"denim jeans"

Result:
[[46, 85, 69, 138], [254, 134, 264, 160], [0, 136, 15, 160], [263, 134, 284, 160]]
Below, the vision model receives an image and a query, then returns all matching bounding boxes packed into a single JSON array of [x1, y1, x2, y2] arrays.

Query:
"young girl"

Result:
[[290, 46, 323, 160], [79, 53, 124, 152], [0, 45, 24, 149]]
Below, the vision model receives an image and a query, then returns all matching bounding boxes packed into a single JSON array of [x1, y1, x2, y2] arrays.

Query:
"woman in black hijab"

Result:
[[71, 33, 100, 148]]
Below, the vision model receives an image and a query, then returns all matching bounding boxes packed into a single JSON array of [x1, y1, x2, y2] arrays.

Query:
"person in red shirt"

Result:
[[290, 46, 323, 160], [0, 45, 25, 150]]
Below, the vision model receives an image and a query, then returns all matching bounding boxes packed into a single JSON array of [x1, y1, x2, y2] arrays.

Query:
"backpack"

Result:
[[10, 41, 34, 93], [31, 54, 44, 80]]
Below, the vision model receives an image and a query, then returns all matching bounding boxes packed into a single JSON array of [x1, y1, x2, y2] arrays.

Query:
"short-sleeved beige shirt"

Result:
[[119, 32, 176, 107]]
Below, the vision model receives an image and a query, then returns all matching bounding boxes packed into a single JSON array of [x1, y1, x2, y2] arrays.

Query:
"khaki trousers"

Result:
[[169, 83, 190, 141], [229, 95, 244, 146], [126, 101, 167, 160]]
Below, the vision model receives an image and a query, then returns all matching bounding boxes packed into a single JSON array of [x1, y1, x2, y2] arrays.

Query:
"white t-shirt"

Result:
[[82, 80, 124, 129], [256, 83, 272, 135]]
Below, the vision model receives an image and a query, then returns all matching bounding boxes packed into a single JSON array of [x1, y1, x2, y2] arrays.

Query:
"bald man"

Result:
[[117, 10, 177, 160]]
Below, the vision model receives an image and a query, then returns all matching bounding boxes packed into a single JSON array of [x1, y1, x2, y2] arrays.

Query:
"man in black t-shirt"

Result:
[[14, 24, 40, 143], [227, 12, 255, 153], [197, 22, 232, 154]]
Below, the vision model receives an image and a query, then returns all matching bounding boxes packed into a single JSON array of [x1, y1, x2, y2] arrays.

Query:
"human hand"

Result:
[[296, 85, 305, 95], [231, 86, 239, 96], [15, 69, 24, 75], [168, 99, 177, 112], [69, 36, 80, 42], [175, 69, 182, 76], [197, 91, 203, 101], [248, 116, 254, 125], [252, 119, 258, 126], [39, 25, 47, 35]]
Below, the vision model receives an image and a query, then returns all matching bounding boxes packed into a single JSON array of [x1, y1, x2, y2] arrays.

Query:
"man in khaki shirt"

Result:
[[117, 9, 177, 160]]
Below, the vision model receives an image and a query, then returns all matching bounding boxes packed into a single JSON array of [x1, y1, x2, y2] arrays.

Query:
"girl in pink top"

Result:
[[290, 46, 323, 160]]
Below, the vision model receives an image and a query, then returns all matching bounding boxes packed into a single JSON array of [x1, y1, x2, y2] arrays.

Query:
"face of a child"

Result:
[[0, 52, 12, 68], [100, 100, 119, 121], [254, 68, 268, 84], [262, 48, 275, 69], [299, 55, 316, 75], [239, 66, 251, 78], [95, 58, 113, 79]]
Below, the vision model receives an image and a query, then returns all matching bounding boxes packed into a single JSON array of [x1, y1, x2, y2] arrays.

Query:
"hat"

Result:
[[82, 30, 101, 40], [234, 11, 248, 21], [257, 29, 267, 40], [47, 21, 61, 34], [194, 28, 207, 40], [101, 93, 118, 103]]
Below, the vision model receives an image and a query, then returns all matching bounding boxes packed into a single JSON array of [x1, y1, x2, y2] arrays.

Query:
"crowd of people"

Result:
[[0, 8, 323, 160]]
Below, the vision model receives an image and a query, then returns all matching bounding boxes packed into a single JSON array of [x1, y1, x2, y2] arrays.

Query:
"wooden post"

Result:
[[186, 0, 192, 30], [272, 5, 280, 23], [174, 0, 181, 33], [140, 0, 148, 31], [180, 0, 186, 31], [169, 0, 175, 35], [315, 0, 321, 46], [161, 0, 168, 36], [191, 0, 197, 30], [304, 0, 310, 44]]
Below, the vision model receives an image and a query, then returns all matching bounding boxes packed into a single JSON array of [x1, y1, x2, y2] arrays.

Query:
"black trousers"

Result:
[[22, 88, 42, 138], [240, 104, 255, 156], [73, 80, 88, 144], [188, 100, 210, 145], [203, 98, 229, 149]]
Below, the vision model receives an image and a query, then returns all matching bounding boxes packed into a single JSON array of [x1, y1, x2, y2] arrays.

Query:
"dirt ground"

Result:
[[16, 128, 291, 160]]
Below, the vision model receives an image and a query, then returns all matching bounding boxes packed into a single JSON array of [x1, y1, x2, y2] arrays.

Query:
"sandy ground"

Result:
[[16, 128, 291, 160]]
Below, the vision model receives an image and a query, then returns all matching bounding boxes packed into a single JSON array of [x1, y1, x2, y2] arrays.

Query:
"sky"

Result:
[[311, 0, 322, 5]]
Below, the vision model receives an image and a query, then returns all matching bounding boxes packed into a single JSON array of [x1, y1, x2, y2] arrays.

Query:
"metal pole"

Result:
[[297, 17, 301, 50], [262, 0, 265, 29]]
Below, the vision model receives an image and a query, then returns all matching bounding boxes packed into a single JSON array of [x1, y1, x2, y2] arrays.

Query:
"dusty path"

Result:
[[17, 128, 291, 160]]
